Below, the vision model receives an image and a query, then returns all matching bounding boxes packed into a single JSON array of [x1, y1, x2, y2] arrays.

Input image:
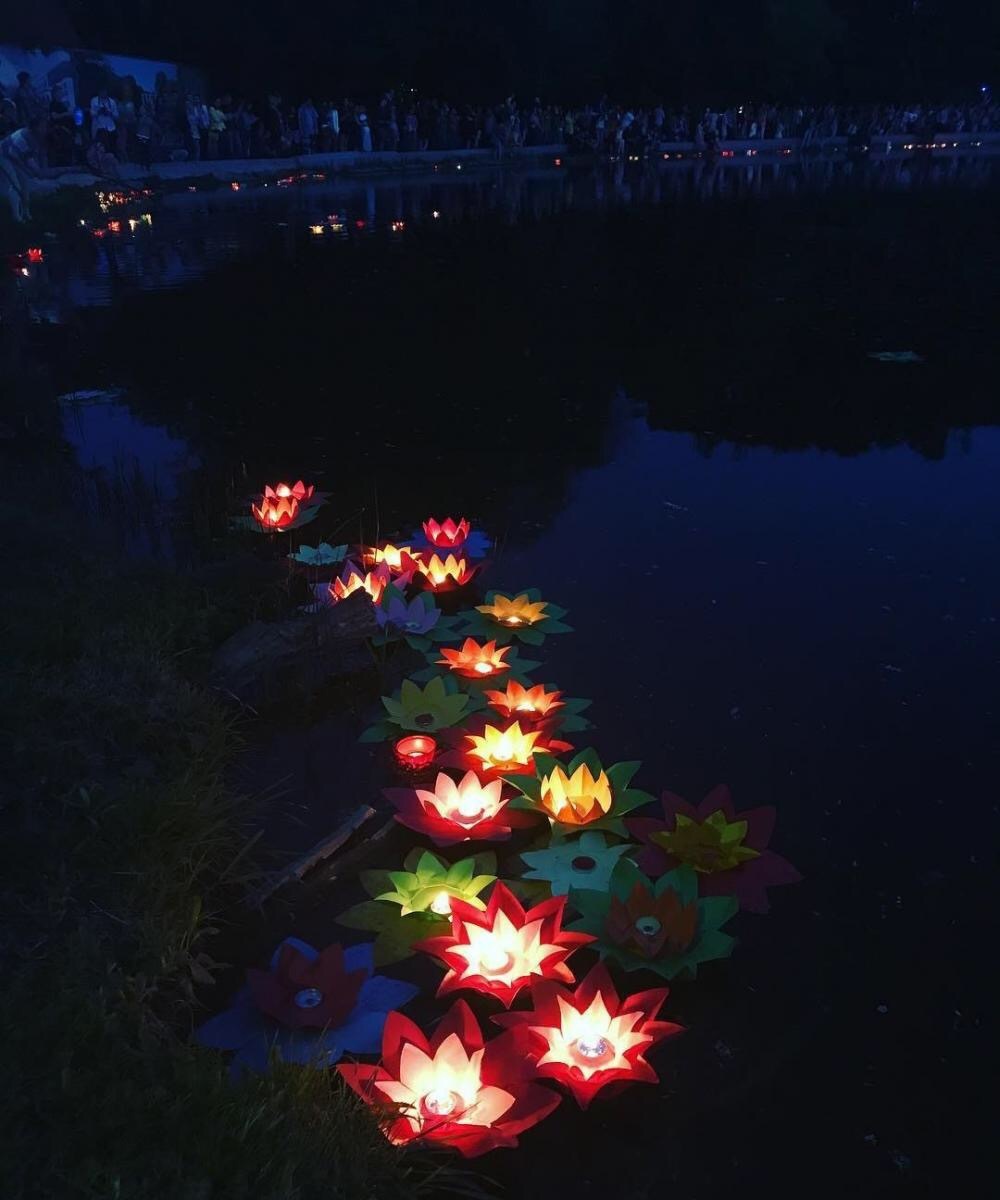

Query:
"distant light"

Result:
[[432, 210, 441, 219], [230, 181, 241, 191], [309, 224, 325, 235], [355, 219, 366, 229], [554, 157, 562, 166]]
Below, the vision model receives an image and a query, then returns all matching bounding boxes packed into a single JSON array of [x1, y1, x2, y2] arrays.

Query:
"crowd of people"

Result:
[[3, 69, 999, 221]]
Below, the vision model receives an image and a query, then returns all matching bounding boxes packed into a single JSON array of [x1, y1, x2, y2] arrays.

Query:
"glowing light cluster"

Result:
[[251, 479, 315, 529]]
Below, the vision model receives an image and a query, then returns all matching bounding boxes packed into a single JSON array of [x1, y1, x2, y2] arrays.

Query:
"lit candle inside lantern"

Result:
[[572, 1033, 613, 1063], [501, 616, 522, 626], [393, 735, 437, 771], [422, 1088, 462, 1117], [473, 662, 494, 675], [430, 891, 452, 916], [479, 943, 514, 975], [456, 794, 484, 823]]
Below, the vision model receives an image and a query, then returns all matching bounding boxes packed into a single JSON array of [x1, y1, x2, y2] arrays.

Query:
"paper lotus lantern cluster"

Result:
[[196, 511, 800, 1167]]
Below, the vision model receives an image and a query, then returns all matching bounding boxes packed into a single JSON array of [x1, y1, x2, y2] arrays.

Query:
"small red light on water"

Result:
[[107, 220, 122, 233], [355, 219, 366, 229], [26, 247, 44, 263], [554, 157, 562, 166], [393, 735, 437, 772]]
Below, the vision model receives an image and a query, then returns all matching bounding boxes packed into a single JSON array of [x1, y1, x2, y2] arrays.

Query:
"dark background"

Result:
[[8, 0, 1000, 103]]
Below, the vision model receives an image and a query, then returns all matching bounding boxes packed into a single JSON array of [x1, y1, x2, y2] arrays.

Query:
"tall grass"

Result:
[[0, 475, 485, 1198]]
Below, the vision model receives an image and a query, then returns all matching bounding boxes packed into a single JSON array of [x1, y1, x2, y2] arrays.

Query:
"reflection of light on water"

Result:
[[60, 390, 200, 559]]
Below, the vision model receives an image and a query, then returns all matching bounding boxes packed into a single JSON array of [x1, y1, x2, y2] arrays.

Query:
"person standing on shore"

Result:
[[1, 119, 57, 221], [298, 97, 319, 154], [90, 88, 118, 150]]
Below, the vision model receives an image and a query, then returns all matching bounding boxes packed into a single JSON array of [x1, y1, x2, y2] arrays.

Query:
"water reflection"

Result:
[[13, 153, 1000, 315]]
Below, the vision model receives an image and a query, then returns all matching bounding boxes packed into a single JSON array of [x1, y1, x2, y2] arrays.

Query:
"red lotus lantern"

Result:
[[495, 962, 682, 1108], [485, 681, 565, 721], [329, 561, 392, 604], [250, 480, 315, 530], [26, 247, 44, 263], [384, 770, 539, 846], [393, 735, 437, 772], [437, 638, 512, 679], [415, 882, 594, 1008], [417, 553, 476, 591], [338, 1001, 560, 1157], [423, 516, 470, 549]]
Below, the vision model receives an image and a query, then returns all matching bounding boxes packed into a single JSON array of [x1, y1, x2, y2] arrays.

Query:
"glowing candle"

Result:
[[480, 944, 514, 975], [393, 735, 437, 771], [422, 1088, 461, 1117], [473, 662, 493, 675], [430, 891, 452, 916]]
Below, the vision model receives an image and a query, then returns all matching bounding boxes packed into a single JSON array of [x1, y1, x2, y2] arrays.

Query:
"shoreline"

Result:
[[34, 130, 1000, 193]]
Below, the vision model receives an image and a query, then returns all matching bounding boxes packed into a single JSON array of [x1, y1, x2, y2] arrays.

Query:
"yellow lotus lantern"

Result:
[[362, 543, 421, 572], [539, 763, 613, 827], [419, 553, 475, 590], [466, 722, 541, 772], [477, 592, 548, 628]]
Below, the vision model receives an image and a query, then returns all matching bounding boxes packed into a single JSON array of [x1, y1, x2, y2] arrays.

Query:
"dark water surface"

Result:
[[31, 157, 999, 1195]]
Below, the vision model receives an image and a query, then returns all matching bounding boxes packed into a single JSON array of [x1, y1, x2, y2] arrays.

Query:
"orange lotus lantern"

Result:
[[466, 722, 541, 773], [330, 561, 392, 605], [423, 516, 470, 549], [538, 763, 613, 827], [437, 639, 512, 680], [362, 543, 421, 573], [476, 593, 548, 628], [250, 480, 316, 530], [416, 883, 594, 1007], [486, 681, 564, 720], [418, 553, 475, 591]]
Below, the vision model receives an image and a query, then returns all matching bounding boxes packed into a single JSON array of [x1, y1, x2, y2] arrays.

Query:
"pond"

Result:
[[30, 153, 998, 1195]]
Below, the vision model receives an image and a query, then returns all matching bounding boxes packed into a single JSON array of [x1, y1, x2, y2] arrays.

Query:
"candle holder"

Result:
[[393, 735, 438, 773]]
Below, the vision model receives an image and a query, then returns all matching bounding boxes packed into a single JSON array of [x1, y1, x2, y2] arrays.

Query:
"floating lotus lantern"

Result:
[[508, 749, 654, 837], [520, 830, 634, 895], [361, 676, 477, 742], [374, 849, 496, 916], [418, 553, 478, 592], [26, 247, 44, 263], [329, 560, 393, 605], [337, 848, 497, 965], [338, 1001, 560, 1157], [384, 769, 537, 846], [485, 681, 565, 721], [423, 516, 470, 549], [250, 480, 319, 531], [362, 543, 421, 573], [194, 938, 417, 1072], [464, 588, 572, 645], [415, 882, 594, 1007], [438, 638, 512, 680], [566, 858, 737, 981], [626, 785, 801, 913], [466, 721, 542, 774], [494, 962, 681, 1108], [393, 735, 437, 772]]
